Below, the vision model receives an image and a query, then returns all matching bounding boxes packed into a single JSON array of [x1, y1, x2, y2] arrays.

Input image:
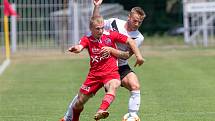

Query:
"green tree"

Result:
[[104, 0, 183, 35]]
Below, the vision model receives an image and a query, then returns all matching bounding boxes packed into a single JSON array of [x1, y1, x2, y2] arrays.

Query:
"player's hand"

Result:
[[68, 46, 79, 53], [100, 47, 111, 57], [134, 56, 145, 67], [93, 0, 103, 6]]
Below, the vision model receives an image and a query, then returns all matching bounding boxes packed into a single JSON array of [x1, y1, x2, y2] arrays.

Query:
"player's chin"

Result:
[[132, 27, 139, 31], [97, 34, 102, 38]]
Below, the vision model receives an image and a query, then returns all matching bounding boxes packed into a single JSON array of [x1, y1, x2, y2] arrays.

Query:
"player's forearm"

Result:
[[93, 5, 100, 17], [110, 48, 130, 59], [68, 45, 83, 53], [93, 0, 103, 17], [126, 38, 142, 59], [76, 45, 84, 53]]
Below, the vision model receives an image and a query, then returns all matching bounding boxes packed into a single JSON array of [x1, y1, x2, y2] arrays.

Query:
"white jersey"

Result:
[[104, 18, 144, 66]]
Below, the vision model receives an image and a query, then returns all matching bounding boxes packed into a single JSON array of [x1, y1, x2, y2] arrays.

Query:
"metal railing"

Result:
[[0, 0, 128, 54], [0, 0, 93, 53], [183, 0, 215, 47]]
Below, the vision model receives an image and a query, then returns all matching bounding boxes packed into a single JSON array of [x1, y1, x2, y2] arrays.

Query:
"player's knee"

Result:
[[130, 82, 140, 90], [106, 80, 120, 94], [113, 80, 121, 89], [110, 79, 121, 88], [116, 79, 121, 86]]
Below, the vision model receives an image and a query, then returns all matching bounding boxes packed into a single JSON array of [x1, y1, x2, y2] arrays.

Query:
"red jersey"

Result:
[[79, 30, 128, 77]]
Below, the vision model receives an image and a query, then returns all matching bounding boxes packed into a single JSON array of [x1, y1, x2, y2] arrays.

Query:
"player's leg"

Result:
[[119, 65, 141, 115], [94, 74, 121, 120], [62, 92, 92, 121], [62, 94, 78, 120], [61, 76, 99, 121], [100, 78, 121, 110], [122, 72, 141, 114], [72, 92, 92, 121], [122, 72, 140, 91]]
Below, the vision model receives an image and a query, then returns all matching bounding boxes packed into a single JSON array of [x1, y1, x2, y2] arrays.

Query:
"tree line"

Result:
[[104, 0, 183, 35]]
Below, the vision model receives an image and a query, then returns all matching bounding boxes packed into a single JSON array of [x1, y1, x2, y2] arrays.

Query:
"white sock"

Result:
[[128, 90, 141, 114], [64, 94, 78, 120]]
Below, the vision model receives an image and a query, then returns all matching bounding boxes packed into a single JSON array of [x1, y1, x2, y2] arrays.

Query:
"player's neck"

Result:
[[125, 22, 134, 32], [92, 35, 101, 41]]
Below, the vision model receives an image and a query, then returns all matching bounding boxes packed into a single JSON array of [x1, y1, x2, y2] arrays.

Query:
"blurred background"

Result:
[[0, 0, 215, 55], [103, 0, 183, 36]]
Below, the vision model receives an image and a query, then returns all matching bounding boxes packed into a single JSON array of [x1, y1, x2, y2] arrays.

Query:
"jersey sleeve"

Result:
[[79, 36, 89, 48], [136, 34, 144, 48], [110, 31, 128, 43]]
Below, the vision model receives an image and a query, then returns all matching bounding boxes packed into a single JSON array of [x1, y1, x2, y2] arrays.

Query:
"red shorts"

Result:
[[79, 72, 120, 95]]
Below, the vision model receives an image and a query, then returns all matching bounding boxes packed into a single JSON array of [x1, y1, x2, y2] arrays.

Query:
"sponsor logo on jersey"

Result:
[[81, 85, 90, 92], [92, 48, 100, 54], [91, 47, 110, 63], [91, 54, 110, 63]]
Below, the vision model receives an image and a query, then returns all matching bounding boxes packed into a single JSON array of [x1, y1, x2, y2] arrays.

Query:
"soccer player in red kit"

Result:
[[93, 0, 146, 119], [60, 16, 144, 121]]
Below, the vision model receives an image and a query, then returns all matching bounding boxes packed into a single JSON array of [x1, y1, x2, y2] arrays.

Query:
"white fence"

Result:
[[0, 0, 128, 54], [183, 0, 215, 47], [0, 0, 92, 52]]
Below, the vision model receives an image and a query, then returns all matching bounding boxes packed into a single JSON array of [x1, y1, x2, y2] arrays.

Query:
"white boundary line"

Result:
[[0, 59, 10, 75]]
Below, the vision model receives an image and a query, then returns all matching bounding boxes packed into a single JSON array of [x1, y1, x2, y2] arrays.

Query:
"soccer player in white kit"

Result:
[[93, 0, 146, 118]]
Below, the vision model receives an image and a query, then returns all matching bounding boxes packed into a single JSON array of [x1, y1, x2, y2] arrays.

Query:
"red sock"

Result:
[[99, 94, 115, 111], [72, 107, 83, 121]]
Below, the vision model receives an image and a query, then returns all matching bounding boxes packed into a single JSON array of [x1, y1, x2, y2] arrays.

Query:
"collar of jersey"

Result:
[[86, 30, 110, 37]]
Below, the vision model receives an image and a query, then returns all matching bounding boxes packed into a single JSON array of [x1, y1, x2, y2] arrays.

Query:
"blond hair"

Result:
[[129, 7, 146, 20], [89, 16, 104, 28]]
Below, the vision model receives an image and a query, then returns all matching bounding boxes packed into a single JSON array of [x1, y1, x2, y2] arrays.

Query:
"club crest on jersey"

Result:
[[104, 38, 112, 46]]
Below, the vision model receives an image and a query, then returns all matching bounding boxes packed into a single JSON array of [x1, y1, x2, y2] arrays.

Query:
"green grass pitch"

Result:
[[0, 47, 215, 121]]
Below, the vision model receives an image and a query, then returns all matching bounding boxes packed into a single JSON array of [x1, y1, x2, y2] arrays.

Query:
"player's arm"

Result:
[[93, 0, 103, 17], [101, 47, 132, 59], [126, 38, 144, 66], [68, 45, 84, 53]]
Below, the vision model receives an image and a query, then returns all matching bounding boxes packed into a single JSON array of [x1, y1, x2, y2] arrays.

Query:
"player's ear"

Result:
[[89, 25, 93, 31], [128, 12, 132, 18], [127, 14, 132, 21]]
